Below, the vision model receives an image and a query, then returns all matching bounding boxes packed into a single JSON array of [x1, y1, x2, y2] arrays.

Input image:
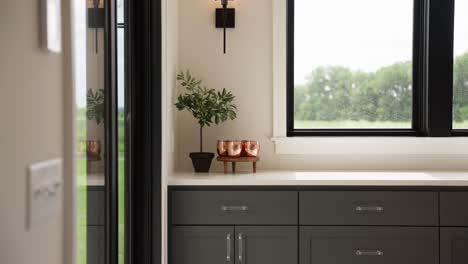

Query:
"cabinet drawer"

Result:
[[172, 191, 297, 225], [300, 191, 438, 226], [87, 187, 105, 226], [440, 192, 468, 226], [300, 227, 438, 264]]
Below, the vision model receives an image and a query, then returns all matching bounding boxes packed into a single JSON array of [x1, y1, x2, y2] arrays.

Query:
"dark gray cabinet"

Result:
[[172, 191, 297, 225], [87, 187, 105, 226], [170, 188, 468, 264], [300, 191, 438, 226], [172, 226, 296, 264], [235, 226, 297, 264], [441, 228, 468, 264], [440, 192, 468, 226], [87, 186, 105, 264], [300, 227, 438, 264], [87, 226, 105, 264], [173, 226, 234, 264]]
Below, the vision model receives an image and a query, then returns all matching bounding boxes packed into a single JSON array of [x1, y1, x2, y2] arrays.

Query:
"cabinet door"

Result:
[[235, 226, 297, 264], [173, 226, 234, 264], [87, 226, 104, 264], [441, 228, 468, 264]]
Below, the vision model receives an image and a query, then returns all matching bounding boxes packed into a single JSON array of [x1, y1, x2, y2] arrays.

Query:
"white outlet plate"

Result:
[[28, 159, 63, 228]]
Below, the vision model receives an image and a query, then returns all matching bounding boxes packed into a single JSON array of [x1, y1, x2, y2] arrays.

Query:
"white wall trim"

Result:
[[63, 0, 80, 262], [271, 137, 468, 155], [271, 0, 468, 155], [272, 0, 287, 138], [161, 1, 168, 264]]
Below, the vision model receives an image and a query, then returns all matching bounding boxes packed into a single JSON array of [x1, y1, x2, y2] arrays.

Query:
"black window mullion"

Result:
[[412, 0, 427, 135], [424, 0, 455, 136], [286, 0, 294, 137]]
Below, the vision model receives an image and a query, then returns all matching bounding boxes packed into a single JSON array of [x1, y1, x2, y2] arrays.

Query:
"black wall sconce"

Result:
[[87, 0, 104, 53], [215, 0, 236, 54]]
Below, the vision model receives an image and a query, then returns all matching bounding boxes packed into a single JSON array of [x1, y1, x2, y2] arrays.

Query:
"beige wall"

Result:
[[0, 0, 65, 263], [176, 0, 468, 172]]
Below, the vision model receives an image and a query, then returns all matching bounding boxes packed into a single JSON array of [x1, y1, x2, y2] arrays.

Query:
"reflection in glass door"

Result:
[[117, 0, 125, 263], [73, 0, 125, 263]]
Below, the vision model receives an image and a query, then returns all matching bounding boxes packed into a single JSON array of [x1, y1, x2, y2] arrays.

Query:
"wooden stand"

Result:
[[217, 156, 259, 174]]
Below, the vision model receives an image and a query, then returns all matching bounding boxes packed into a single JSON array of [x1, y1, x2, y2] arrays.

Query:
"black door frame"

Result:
[[125, 0, 162, 263], [104, 0, 119, 263], [102, 0, 161, 263]]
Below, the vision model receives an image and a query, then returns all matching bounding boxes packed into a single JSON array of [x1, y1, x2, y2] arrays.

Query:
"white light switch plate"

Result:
[[28, 159, 63, 228]]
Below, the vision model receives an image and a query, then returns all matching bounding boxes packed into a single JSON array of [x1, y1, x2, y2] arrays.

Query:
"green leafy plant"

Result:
[[87, 88, 105, 125], [175, 70, 237, 152]]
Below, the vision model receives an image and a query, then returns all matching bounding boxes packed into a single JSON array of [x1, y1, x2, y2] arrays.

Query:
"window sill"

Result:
[[270, 137, 468, 155]]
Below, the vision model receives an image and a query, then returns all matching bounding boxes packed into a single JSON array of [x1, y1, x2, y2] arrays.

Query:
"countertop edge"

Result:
[[168, 171, 468, 186]]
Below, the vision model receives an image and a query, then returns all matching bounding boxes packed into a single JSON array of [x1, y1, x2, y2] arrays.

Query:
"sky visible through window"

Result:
[[454, 1, 468, 58], [294, 0, 468, 129], [294, 0, 413, 86], [453, 0, 468, 128]]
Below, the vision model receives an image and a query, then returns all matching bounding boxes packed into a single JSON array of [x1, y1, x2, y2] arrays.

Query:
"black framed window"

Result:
[[287, 0, 467, 137]]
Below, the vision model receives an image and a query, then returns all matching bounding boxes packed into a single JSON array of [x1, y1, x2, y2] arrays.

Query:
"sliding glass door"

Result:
[[73, 0, 163, 263], [73, 0, 125, 263]]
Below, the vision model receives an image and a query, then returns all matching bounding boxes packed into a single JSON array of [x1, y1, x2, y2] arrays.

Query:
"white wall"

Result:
[[176, 0, 468, 172], [0, 0, 66, 263]]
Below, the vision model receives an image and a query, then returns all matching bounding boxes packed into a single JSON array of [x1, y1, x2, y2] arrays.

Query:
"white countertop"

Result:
[[168, 171, 468, 186], [87, 173, 105, 186]]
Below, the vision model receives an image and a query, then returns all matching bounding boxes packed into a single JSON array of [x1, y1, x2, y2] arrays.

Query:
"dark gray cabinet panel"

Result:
[[440, 192, 468, 226], [87, 187, 105, 264], [172, 226, 234, 264], [235, 226, 297, 264], [87, 226, 105, 264], [300, 191, 438, 226], [300, 227, 438, 264], [441, 228, 468, 264], [172, 191, 297, 225], [87, 187, 105, 226]]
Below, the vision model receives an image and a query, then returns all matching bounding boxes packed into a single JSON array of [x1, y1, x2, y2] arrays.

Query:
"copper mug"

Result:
[[227, 140, 243, 157], [243, 140, 260, 157], [217, 140, 228, 156], [86, 140, 102, 160]]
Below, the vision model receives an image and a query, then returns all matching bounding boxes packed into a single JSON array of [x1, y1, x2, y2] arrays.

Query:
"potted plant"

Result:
[[175, 71, 237, 172], [86, 88, 105, 161]]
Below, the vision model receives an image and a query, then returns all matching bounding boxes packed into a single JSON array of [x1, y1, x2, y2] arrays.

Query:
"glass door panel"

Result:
[[73, 0, 124, 263]]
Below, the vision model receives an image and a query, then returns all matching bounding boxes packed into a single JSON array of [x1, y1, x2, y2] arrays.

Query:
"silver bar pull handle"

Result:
[[221, 205, 249, 211], [226, 233, 232, 262], [355, 249, 384, 256], [355, 205, 384, 212], [238, 233, 244, 263]]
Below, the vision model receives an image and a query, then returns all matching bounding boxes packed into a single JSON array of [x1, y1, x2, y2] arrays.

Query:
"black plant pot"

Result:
[[189, 152, 215, 172]]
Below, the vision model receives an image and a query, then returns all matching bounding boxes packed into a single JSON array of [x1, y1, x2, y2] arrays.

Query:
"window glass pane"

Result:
[[117, 27, 125, 264], [77, 0, 108, 264], [294, 0, 413, 129], [117, 0, 124, 24], [453, 0, 468, 129]]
